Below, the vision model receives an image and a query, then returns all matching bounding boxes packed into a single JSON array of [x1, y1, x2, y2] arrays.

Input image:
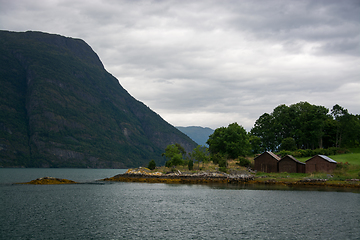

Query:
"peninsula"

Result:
[[101, 167, 360, 189]]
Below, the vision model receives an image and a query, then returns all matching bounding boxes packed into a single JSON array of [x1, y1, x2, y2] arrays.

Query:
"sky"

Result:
[[1, 0, 359, 130]]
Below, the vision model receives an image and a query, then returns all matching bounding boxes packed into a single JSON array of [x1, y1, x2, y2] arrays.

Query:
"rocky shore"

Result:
[[19, 177, 77, 184], [102, 168, 254, 184], [102, 168, 360, 189], [18, 168, 360, 189]]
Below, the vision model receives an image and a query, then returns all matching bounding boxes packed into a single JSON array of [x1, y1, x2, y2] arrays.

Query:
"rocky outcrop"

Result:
[[103, 168, 255, 184], [19, 177, 77, 184]]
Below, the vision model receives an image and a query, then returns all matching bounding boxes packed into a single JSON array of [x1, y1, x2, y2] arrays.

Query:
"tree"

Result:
[[250, 113, 276, 151], [190, 145, 209, 168], [280, 137, 297, 151], [188, 160, 194, 170], [175, 143, 186, 158], [251, 102, 332, 151], [162, 144, 184, 166], [207, 122, 250, 159], [147, 159, 156, 170], [331, 105, 360, 148], [331, 104, 349, 147], [210, 152, 224, 165], [206, 127, 226, 155]]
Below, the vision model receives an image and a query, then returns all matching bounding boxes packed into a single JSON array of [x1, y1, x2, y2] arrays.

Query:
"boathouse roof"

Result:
[[306, 155, 337, 163]]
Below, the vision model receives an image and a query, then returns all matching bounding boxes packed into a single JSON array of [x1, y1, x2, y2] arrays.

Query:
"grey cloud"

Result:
[[0, 0, 359, 130]]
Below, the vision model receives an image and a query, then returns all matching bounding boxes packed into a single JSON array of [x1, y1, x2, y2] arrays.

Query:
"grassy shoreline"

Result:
[[104, 150, 360, 189], [20, 150, 360, 189], [102, 170, 360, 190]]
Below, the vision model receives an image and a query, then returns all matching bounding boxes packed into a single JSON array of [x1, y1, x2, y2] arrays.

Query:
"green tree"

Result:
[[162, 144, 184, 166], [249, 135, 262, 154], [251, 102, 331, 151], [250, 113, 276, 151], [331, 105, 360, 148], [188, 160, 194, 170], [210, 152, 224, 165], [280, 137, 297, 151], [147, 159, 156, 170], [332, 104, 349, 147], [175, 143, 186, 158], [190, 145, 209, 168], [207, 122, 250, 159], [171, 153, 184, 166]]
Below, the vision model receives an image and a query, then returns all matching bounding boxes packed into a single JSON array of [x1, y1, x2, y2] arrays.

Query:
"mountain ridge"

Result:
[[0, 30, 197, 168], [176, 126, 214, 146]]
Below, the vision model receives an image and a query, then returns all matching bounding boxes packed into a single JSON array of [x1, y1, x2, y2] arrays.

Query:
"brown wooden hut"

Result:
[[305, 155, 337, 173], [278, 155, 305, 173], [254, 152, 280, 173]]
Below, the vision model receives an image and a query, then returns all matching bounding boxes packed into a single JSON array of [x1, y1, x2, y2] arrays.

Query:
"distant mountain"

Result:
[[176, 126, 214, 146], [0, 30, 197, 168]]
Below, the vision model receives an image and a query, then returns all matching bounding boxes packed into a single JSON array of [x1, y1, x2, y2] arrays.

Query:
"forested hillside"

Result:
[[0, 30, 197, 168]]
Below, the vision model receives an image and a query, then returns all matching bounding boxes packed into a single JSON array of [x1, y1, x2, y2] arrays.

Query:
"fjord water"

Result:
[[1, 169, 359, 239]]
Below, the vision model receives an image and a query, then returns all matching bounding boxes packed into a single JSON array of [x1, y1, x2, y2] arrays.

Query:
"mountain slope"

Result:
[[0, 30, 197, 168], [176, 126, 214, 146]]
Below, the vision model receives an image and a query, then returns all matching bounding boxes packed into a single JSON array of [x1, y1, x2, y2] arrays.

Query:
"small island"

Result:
[[19, 177, 77, 185]]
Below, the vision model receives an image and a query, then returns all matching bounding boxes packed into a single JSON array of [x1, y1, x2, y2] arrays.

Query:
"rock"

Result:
[[19, 176, 77, 184]]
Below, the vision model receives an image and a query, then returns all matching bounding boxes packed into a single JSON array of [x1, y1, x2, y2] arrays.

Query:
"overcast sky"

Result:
[[1, 0, 359, 130]]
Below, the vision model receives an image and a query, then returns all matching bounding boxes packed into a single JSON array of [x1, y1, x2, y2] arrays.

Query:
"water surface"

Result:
[[1, 169, 359, 239]]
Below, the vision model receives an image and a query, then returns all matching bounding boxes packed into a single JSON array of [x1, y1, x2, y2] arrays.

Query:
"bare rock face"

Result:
[[0, 30, 197, 168]]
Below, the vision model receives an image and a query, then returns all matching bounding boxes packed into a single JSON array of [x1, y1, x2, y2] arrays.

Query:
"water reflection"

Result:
[[159, 181, 360, 193]]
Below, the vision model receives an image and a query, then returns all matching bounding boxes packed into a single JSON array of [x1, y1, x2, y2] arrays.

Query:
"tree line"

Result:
[[150, 102, 359, 171], [250, 102, 360, 152]]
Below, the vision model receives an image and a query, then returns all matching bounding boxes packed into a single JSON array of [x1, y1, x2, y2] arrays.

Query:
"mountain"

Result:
[[0, 30, 197, 168], [176, 126, 214, 146]]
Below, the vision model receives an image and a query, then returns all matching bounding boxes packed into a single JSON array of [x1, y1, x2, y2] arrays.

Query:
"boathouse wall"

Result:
[[254, 152, 280, 173]]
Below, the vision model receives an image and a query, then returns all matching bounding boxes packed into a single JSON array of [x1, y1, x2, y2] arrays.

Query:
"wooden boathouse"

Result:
[[254, 151, 280, 173], [305, 155, 337, 173], [278, 155, 306, 173]]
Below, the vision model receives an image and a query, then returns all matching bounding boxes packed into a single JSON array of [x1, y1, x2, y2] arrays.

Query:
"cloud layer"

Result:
[[1, 0, 359, 130]]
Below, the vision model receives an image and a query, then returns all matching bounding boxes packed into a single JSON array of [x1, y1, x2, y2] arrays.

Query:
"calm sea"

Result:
[[1, 168, 359, 239]]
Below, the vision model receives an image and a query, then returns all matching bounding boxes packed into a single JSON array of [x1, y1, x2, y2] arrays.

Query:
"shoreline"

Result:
[[102, 169, 360, 189], [103, 175, 360, 189], [17, 169, 360, 190]]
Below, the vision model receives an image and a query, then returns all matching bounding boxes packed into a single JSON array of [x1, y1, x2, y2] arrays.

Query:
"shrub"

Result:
[[335, 162, 348, 170], [218, 158, 227, 168], [165, 160, 172, 168], [188, 160, 194, 170], [276, 148, 350, 159], [238, 157, 251, 167], [277, 150, 292, 158], [147, 159, 156, 170], [211, 152, 223, 165], [328, 147, 338, 155]]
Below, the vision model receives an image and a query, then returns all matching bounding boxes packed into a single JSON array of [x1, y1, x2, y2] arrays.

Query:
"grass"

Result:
[[261, 149, 360, 180], [154, 159, 246, 174], [297, 148, 360, 166]]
